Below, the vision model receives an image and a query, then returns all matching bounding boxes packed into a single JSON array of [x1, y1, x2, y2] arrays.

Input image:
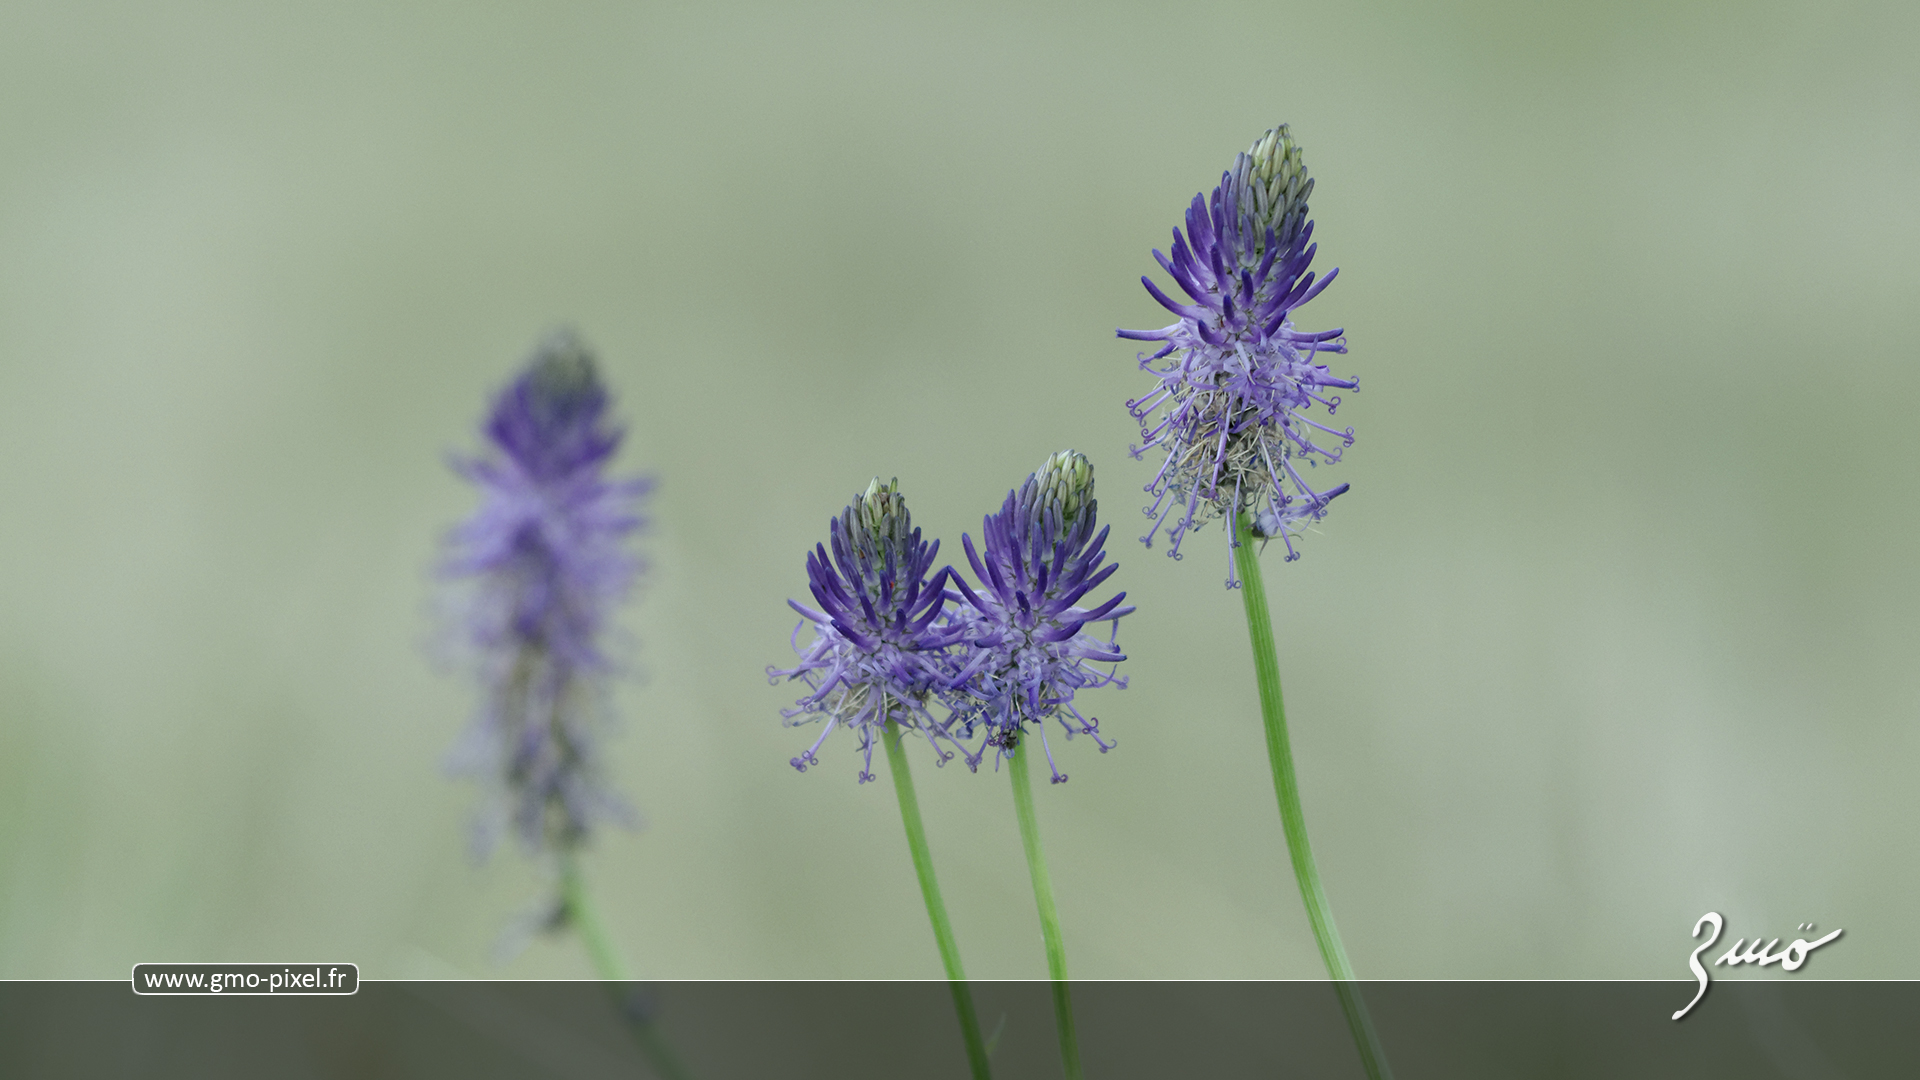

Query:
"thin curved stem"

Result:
[[884, 721, 993, 1080], [1234, 510, 1394, 1080], [1008, 740, 1083, 1080], [559, 854, 694, 1080]]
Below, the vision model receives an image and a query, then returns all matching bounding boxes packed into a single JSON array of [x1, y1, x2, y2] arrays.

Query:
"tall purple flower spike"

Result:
[[948, 451, 1134, 782], [1120, 125, 1356, 584], [443, 330, 652, 857], [772, 478, 970, 783]]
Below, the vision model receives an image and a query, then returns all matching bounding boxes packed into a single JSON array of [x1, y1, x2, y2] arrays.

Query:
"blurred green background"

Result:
[[1, 0, 1915, 982]]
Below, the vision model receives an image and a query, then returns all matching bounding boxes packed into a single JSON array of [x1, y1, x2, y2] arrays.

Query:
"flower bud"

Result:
[[525, 331, 601, 419], [1232, 124, 1315, 255], [1035, 450, 1096, 526], [854, 476, 907, 548]]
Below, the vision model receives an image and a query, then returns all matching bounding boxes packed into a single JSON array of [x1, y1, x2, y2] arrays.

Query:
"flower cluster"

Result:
[[772, 478, 966, 783], [443, 331, 652, 857], [773, 454, 1132, 783], [1120, 125, 1356, 582], [947, 451, 1132, 782]]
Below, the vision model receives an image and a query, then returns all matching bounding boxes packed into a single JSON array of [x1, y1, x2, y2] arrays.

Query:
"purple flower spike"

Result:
[[771, 479, 970, 783], [1121, 125, 1356, 579], [949, 451, 1134, 781], [443, 331, 652, 858]]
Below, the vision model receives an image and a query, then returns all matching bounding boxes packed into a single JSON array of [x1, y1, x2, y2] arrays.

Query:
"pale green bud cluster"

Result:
[[526, 331, 601, 413], [847, 477, 912, 566], [1034, 449, 1096, 525], [1230, 124, 1314, 256]]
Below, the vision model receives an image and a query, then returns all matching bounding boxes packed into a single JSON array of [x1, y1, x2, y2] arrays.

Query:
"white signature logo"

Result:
[[1672, 911, 1842, 1020]]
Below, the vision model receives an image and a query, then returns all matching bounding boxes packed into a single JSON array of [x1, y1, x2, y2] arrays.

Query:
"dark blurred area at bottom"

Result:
[[1, 979, 1908, 1078]]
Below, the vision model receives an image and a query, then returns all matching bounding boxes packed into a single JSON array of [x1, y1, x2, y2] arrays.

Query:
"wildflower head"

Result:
[[442, 330, 652, 857], [485, 333, 622, 484], [948, 451, 1134, 781], [771, 479, 966, 783], [1119, 124, 1355, 583]]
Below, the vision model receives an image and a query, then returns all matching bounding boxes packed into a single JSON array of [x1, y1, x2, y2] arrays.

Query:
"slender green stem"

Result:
[[560, 854, 631, 981], [1233, 511, 1394, 1080], [1008, 741, 1083, 1080], [559, 854, 694, 1080], [884, 721, 993, 1080]]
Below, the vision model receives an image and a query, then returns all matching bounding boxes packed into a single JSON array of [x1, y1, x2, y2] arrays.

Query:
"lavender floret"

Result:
[[443, 331, 652, 857], [1121, 125, 1356, 582], [772, 479, 969, 783], [948, 451, 1133, 782]]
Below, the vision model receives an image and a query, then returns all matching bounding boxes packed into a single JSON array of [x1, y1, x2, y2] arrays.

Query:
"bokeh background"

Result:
[[1, 0, 1915, 981]]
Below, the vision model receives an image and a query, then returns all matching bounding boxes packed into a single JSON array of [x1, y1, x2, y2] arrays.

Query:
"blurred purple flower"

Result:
[[947, 451, 1132, 782], [443, 331, 652, 857], [1120, 125, 1356, 582], [772, 478, 969, 783]]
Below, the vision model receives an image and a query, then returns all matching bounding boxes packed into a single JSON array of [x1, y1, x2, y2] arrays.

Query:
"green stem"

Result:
[[884, 721, 994, 1080], [560, 854, 631, 981], [1234, 510, 1394, 1080], [1008, 740, 1083, 1080], [559, 854, 694, 1080]]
